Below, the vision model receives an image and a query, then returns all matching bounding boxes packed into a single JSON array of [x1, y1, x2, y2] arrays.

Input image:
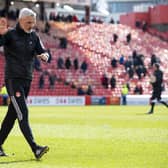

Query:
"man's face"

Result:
[[19, 16, 36, 33]]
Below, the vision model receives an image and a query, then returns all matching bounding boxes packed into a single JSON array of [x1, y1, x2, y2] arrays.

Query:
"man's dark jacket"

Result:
[[0, 23, 46, 80]]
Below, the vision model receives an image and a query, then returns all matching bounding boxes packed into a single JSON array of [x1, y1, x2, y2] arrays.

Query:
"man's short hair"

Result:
[[19, 8, 36, 19]]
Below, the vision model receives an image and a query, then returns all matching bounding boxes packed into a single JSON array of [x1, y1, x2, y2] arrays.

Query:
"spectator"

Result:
[[0, 84, 8, 105], [134, 83, 143, 95], [121, 84, 129, 105], [67, 14, 73, 22], [71, 81, 77, 89], [57, 56, 64, 69], [136, 64, 146, 79], [126, 82, 130, 92], [135, 65, 142, 79], [150, 54, 160, 67], [111, 57, 117, 68], [142, 21, 148, 32], [119, 55, 124, 65], [113, 33, 118, 43], [132, 50, 138, 67], [73, 57, 79, 70], [110, 17, 114, 24], [72, 15, 79, 22], [110, 75, 116, 89], [135, 20, 141, 28], [101, 74, 108, 89], [124, 57, 134, 78], [59, 37, 67, 49], [80, 60, 88, 73], [77, 85, 85, 95], [86, 84, 93, 95], [126, 33, 131, 43], [65, 57, 72, 69], [124, 56, 133, 72], [127, 66, 134, 79]]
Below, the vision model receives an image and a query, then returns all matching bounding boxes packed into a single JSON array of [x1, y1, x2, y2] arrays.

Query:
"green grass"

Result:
[[0, 105, 168, 168]]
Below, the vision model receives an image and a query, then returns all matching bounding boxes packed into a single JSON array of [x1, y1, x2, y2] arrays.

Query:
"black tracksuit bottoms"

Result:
[[0, 78, 37, 152]]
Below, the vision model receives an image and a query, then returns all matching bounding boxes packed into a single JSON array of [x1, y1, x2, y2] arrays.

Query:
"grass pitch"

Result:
[[0, 105, 168, 168]]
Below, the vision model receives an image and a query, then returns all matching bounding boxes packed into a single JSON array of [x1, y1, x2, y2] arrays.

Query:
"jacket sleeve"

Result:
[[35, 34, 46, 54], [35, 33, 52, 63]]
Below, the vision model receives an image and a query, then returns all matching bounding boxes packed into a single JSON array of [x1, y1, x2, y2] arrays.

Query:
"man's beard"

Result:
[[25, 28, 32, 33]]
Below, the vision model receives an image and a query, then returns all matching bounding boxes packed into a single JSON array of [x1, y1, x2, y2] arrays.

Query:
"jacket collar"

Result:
[[16, 23, 32, 35]]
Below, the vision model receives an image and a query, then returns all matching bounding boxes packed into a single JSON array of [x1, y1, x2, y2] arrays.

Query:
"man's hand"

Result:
[[37, 53, 49, 62], [0, 18, 8, 35]]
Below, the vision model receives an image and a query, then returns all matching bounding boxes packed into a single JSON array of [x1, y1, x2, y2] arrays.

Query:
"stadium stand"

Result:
[[0, 20, 168, 97]]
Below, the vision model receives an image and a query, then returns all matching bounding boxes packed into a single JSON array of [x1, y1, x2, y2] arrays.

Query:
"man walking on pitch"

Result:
[[0, 8, 49, 159], [148, 63, 168, 114]]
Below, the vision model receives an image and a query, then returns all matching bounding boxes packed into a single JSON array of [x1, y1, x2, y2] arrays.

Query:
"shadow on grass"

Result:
[[135, 112, 149, 115], [0, 158, 39, 164]]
